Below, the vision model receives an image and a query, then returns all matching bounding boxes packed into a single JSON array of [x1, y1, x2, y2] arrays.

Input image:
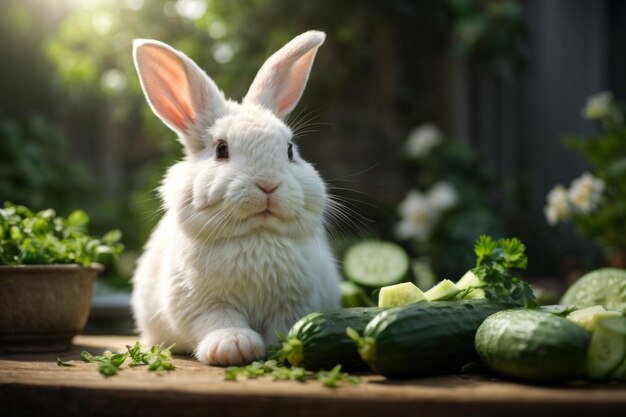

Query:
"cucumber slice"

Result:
[[455, 271, 486, 300], [344, 240, 409, 287], [341, 281, 375, 308], [378, 282, 427, 307], [425, 279, 461, 301], [566, 305, 623, 332], [456, 270, 483, 290], [560, 268, 626, 311], [462, 288, 486, 300], [586, 317, 626, 380]]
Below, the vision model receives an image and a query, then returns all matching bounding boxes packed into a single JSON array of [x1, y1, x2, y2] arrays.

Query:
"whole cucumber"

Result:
[[280, 307, 385, 371], [475, 309, 591, 382], [357, 299, 509, 378]]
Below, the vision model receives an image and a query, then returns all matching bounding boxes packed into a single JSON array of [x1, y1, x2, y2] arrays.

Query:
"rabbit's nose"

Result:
[[256, 182, 281, 194]]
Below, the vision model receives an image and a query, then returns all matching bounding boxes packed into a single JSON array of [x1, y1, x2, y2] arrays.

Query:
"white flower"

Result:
[[405, 124, 442, 158], [427, 182, 458, 211], [582, 91, 614, 121], [544, 184, 569, 226], [395, 190, 439, 242], [568, 171, 605, 214]]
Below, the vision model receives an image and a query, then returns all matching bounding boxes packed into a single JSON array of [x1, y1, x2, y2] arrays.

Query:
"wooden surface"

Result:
[[1, 336, 625, 417]]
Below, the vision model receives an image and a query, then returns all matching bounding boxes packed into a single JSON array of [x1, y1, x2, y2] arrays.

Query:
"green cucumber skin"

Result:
[[363, 300, 509, 378], [288, 307, 384, 371], [475, 309, 591, 382]]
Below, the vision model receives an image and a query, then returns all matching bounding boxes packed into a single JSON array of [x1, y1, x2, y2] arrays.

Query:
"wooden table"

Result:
[[1, 336, 625, 417]]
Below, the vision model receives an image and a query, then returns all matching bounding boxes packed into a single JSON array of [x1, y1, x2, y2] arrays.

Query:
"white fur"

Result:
[[131, 31, 341, 366]]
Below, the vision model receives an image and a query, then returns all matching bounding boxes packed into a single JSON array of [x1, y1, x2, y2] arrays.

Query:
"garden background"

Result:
[[1, 0, 625, 297]]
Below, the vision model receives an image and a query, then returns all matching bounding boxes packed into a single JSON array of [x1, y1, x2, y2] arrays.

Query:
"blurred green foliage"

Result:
[[0, 115, 95, 213], [0, 0, 526, 289]]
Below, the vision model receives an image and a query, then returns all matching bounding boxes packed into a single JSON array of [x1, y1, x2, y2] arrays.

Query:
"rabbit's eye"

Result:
[[288, 143, 294, 162], [215, 141, 229, 160]]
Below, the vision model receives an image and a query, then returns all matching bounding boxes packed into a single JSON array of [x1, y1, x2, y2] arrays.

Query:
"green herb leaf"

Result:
[[56, 357, 76, 367], [79, 342, 176, 377]]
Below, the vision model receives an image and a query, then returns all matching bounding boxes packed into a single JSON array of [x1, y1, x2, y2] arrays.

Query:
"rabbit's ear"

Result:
[[244, 31, 325, 119], [133, 39, 225, 153]]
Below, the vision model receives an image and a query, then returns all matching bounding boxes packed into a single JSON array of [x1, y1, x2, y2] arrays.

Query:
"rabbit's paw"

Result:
[[197, 328, 265, 366]]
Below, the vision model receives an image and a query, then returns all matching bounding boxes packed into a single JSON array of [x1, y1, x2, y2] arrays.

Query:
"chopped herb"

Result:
[[78, 342, 176, 377], [224, 357, 360, 388], [56, 357, 76, 367]]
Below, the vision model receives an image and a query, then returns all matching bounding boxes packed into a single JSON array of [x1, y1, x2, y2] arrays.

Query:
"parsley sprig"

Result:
[[74, 342, 176, 377], [471, 235, 536, 308]]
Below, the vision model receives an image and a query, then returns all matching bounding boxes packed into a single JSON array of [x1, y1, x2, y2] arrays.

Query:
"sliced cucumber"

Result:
[[462, 287, 486, 300], [344, 240, 409, 287], [455, 270, 486, 300], [425, 279, 461, 301], [378, 282, 427, 307], [456, 270, 483, 289], [586, 317, 626, 380], [566, 305, 623, 332]]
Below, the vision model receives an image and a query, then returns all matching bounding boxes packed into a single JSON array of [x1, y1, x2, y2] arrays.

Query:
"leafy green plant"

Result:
[[0, 201, 122, 267], [545, 92, 626, 259], [0, 115, 96, 214], [471, 235, 535, 307]]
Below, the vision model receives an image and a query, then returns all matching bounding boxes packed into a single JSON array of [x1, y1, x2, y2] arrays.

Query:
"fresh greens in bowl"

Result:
[[0, 201, 123, 267]]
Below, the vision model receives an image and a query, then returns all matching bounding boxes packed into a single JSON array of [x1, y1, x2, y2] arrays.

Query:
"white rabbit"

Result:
[[131, 31, 341, 366]]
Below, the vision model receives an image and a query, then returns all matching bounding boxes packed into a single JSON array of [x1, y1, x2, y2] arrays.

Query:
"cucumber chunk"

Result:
[[344, 240, 409, 287], [456, 270, 483, 289], [586, 317, 626, 380], [462, 288, 486, 299], [425, 279, 461, 301], [566, 305, 623, 332], [378, 282, 427, 307]]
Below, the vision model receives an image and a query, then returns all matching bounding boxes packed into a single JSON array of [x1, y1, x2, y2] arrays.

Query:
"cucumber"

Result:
[[475, 309, 591, 382], [278, 307, 384, 371], [454, 271, 486, 300], [456, 270, 483, 289], [353, 299, 509, 378], [425, 279, 461, 301], [566, 305, 623, 332], [343, 240, 409, 287], [586, 317, 626, 380], [378, 282, 426, 307], [560, 268, 626, 311]]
